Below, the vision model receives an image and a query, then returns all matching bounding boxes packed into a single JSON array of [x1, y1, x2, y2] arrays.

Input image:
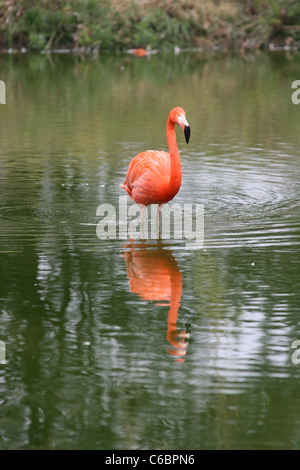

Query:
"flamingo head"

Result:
[[169, 107, 190, 144]]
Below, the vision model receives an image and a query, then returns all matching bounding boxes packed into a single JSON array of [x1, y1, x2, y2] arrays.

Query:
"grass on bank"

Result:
[[0, 0, 300, 52]]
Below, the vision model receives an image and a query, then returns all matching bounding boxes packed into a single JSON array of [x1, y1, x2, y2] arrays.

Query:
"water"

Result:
[[0, 51, 300, 450]]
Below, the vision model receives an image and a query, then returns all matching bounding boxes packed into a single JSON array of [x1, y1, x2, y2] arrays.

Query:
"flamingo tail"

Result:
[[120, 182, 133, 200]]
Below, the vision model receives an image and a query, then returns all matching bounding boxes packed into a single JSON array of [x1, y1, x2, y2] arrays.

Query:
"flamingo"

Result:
[[127, 48, 158, 57], [127, 48, 147, 57], [120, 107, 190, 228]]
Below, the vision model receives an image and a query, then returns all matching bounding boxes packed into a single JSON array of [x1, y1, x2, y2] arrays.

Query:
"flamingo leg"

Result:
[[156, 204, 165, 235], [138, 204, 146, 239]]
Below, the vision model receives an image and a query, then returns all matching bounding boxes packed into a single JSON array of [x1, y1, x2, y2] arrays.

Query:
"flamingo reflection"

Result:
[[122, 240, 189, 361]]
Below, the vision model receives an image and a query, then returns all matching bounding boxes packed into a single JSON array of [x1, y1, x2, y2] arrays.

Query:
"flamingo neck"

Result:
[[166, 117, 182, 190]]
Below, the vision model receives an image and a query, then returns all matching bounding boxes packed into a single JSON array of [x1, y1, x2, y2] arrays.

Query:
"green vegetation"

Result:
[[0, 0, 300, 52]]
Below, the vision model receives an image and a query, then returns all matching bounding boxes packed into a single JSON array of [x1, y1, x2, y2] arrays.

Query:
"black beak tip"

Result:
[[184, 125, 190, 144]]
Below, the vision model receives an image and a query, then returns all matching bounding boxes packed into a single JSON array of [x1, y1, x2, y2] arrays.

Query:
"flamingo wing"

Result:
[[121, 150, 171, 205]]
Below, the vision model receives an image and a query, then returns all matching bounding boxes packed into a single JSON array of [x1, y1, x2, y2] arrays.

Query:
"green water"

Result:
[[0, 51, 300, 450]]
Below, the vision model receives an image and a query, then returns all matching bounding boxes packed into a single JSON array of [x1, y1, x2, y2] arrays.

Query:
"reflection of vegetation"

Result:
[[1, 51, 299, 165], [1, 0, 300, 51]]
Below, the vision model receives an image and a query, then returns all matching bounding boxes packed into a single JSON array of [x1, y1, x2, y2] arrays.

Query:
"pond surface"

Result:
[[0, 51, 300, 450]]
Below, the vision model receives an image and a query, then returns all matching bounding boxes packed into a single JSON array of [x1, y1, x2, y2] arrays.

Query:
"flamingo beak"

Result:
[[184, 125, 190, 144], [178, 115, 190, 144]]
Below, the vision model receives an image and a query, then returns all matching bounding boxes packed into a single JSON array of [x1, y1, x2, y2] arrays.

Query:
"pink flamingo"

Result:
[[129, 48, 147, 57], [120, 107, 190, 226]]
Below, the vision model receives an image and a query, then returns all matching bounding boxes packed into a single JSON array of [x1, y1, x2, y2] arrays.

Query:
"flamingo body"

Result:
[[131, 48, 147, 57], [121, 107, 190, 209], [121, 150, 177, 206]]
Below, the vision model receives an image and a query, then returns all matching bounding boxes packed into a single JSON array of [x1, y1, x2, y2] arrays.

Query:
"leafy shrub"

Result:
[[0, 0, 299, 51]]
